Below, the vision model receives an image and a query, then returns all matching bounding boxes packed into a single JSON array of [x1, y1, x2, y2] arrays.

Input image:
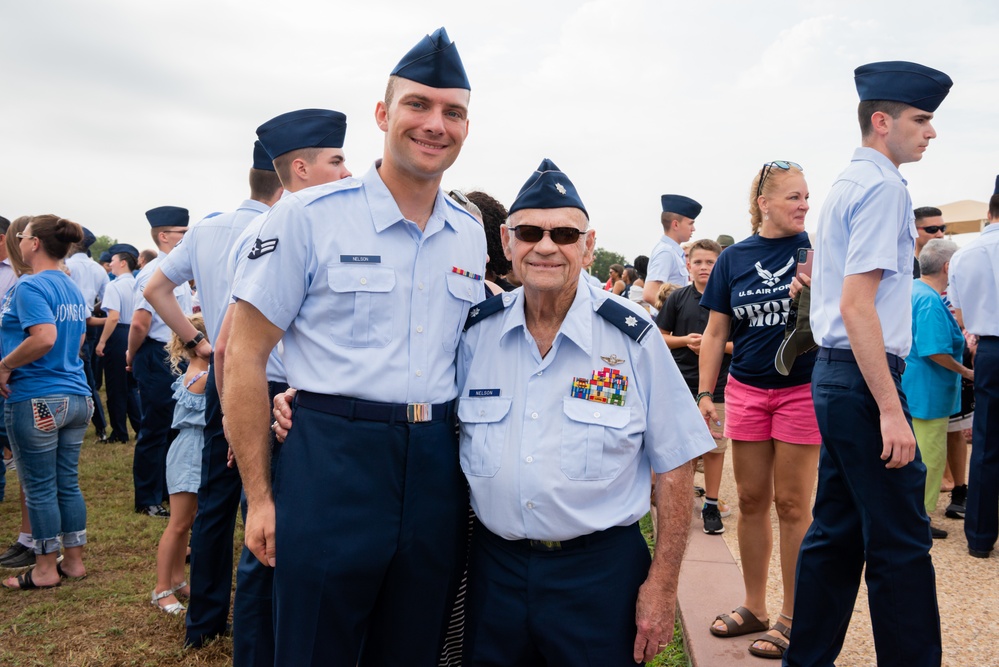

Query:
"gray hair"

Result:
[[918, 238, 959, 276]]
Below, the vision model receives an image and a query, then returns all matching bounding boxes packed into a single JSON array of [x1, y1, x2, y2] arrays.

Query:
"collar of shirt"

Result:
[[235, 199, 270, 215], [852, 146, 907, 186], [362, 160, 467, 239], [659, 234, 682, 253], [497, 274, 595, 357]]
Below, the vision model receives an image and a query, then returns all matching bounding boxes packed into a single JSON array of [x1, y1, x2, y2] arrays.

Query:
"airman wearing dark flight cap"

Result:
[[225, 28, 485, 666], [788, 60, 953, 667], [643, 194, 702, 306], [143, 139, 283, 645], [127, 206, 192, 518], [96, 243, 142, 444]]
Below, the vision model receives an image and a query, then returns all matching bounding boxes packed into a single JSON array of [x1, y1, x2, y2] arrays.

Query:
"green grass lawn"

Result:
[[0, 427, 238, 666], [0, 421, 688, 666]]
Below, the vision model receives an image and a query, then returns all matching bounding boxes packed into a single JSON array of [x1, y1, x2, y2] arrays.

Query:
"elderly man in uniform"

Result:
[[144, 141, 283, 649], [95, 243, 142, 443], [949, 175, 999, 559], [224, 28, 484, 666], [127, 206, 193, 517], [786, 61, 953, 667], [458, 159, 714, 665], [642, 194, 701, 306]]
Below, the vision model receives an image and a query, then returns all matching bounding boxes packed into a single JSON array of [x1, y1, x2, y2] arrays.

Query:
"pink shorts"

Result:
[[723, 374, 821, 445]]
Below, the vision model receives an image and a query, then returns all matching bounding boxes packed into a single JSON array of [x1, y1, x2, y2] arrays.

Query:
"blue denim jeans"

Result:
[[5, 394, 93, 555]]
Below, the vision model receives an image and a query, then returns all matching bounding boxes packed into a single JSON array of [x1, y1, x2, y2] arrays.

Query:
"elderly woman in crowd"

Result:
[[698, 161, 820, 660], [0, 215, 93, 590], [902, 238, 973, 538]]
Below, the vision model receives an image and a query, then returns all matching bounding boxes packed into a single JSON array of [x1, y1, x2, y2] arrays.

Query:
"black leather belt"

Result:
[[295, 391, 454, 424], [479, 519, 637, 552], [818, 347, 906, 375]]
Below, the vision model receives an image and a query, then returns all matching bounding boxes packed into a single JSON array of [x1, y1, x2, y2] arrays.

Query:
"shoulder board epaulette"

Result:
[[464, 293, 509, 331], [203, 211, 223, 219], [596, 299, 654, 343], [300, 177, 363, 206]]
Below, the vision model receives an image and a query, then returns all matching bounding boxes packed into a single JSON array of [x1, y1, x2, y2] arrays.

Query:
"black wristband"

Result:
[[184, 332, 206, 350], [695, 391, 713, 404]]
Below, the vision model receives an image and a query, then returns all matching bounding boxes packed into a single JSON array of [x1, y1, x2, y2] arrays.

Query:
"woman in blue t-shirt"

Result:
[[0, 215, 93, 591], [697, 162, 821, 660]]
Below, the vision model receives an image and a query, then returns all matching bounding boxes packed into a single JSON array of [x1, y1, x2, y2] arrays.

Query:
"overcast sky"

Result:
[[3, 1, 996, 261]]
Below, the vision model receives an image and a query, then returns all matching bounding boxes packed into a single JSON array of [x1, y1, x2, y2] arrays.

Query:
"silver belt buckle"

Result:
[[406, 403, 432, 423]]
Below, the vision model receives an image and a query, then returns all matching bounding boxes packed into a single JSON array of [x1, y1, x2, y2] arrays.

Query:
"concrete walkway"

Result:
[[676, 446, 999, 666]]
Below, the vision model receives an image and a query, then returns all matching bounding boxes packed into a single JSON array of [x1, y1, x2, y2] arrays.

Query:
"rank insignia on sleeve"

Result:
[[570, 367, 628, 406], [248, 237, 278, 259]]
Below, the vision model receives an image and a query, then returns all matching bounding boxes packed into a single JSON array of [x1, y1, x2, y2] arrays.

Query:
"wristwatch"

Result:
[[184, 332, 206, 350]]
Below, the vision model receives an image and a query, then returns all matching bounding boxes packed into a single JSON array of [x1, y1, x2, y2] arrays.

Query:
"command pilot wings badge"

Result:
[[755, 257, 795, 287], [600, 354, 626, 366], [248, 237, 279, 260]]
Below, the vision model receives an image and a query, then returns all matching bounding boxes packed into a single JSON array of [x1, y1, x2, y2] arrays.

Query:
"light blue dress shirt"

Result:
[[456, 276, 715, 541], [646, 234, 688, 286], [810, 147, 917, 357], [159, 199, 270, 343], [232, 161, 487, 401], [949, 224, 999, 336], [101, 272, 136, 325], [66, 252, 109, 309], [228, 207, 287, 383], [134, 253, 193, 343]]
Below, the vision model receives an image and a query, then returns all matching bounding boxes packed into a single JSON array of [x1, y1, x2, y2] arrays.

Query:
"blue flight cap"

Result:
[[99, 251, 112, 263], [509, 158, 588, 219], [108, 243, 139, 259], [255, 109, 347, 160], [253, 140, 275, 171], [81, 227, 96, 248], [854, 61, 953, 112], [660, 195, 702, 220], [145, 206, 189, 228], [391, 27, 470, 90]]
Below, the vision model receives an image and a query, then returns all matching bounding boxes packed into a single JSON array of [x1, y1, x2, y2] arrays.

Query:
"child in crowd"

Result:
[[150, 314, 208, 615], [656, 239, 732, 534]]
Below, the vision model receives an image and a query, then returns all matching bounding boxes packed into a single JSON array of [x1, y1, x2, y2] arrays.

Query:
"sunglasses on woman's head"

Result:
[[757, 160, 803, 198]]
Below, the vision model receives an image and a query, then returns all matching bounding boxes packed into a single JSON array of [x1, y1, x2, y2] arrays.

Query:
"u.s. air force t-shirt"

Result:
[[700, 232, 816, 389]]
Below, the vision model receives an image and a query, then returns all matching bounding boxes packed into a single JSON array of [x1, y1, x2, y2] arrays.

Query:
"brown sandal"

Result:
[[709, 606, 770, 637], [748, 620, 791, 659]]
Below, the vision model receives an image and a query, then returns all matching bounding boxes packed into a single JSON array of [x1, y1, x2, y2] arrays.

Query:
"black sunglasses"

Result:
[[919, 225, 946, 234], [757, 160, 803, 198], [509, 225, 583, 245]]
